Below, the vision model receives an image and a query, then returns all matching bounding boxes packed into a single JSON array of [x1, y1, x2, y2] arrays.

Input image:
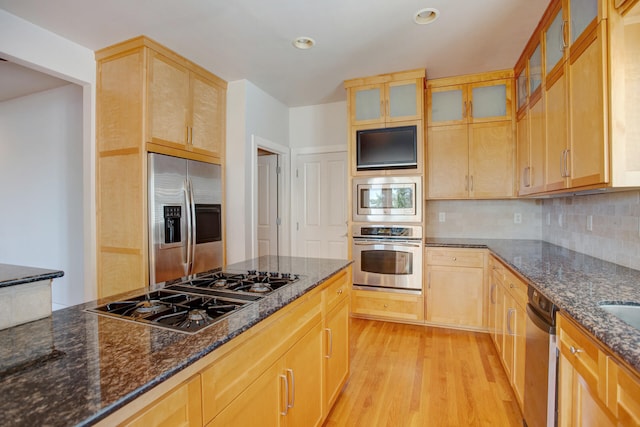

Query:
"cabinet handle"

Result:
[[452, 257, 457, 261], [427, 272, 431, 289], [386, 99, 390, 117], [469, 100, 473, 118], [280, 374, 289, 415], [506, 308, 515, 335], [490, 283, 496, 304], [561, 21, 568, 49], [564, 149, 570, 178], [325, 328, 333, 359], [523, 166, 531, 188], [463, 101, 467, 118], [286, 368, 295, 409], [569, 346, 583, 355], [337, 288, 343, 295]]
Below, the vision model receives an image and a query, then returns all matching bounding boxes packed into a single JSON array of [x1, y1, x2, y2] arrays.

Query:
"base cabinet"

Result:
[[98, 267, 351, 427], [351, 289, 423, 322], [557, 312, 640, 426]]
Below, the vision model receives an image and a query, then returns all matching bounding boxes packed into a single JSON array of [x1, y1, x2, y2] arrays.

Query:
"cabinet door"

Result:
[[209, 362, 282, 427], [427, 125, 469, 199], [545, 5, 567, 77], [502, 292, 515, 380], [350, 84, 384, 125], [282, 322, 323, 427], [568, 24, 607, 188], [528, 95, 546, 194], [516, 68, 528, 112], [426, 265, 484, 328], [428, 85, 466, 126], [147, 52, 189, 147], [469, 79, 512, 123], [513, 303, 527, 408], [488, 276, 498, 343], [387, 80, 421, 122], [545, 68, 569, 191], [569, 0, 599, 45], [324, 298, 350, 413], [558, 353, 616, 427], [125, 375, 202, 427], [529, 43, 543, 96], [468, 121, 514, 198], [191, 74, 225, 157], [495, 280, 505, 356], [517, 111, 531, 195]]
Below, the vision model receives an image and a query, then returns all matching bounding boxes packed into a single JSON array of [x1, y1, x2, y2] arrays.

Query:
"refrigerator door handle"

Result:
[[188, 178, 197, 275], [184, 178, 193, 272]]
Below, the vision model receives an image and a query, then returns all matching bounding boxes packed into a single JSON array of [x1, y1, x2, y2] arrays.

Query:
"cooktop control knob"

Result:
[[248, 269, 257, 275]]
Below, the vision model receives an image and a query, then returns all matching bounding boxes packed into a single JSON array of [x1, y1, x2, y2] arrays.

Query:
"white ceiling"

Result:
[[0, 0, 549, 107]]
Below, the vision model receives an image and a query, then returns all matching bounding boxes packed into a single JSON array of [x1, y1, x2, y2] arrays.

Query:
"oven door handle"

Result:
[[353, 240, 422, 248]]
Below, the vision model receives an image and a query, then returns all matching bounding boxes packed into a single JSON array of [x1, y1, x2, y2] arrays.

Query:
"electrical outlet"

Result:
[[587, 215, 593, 231], [514, 213, 522, 224], [546, 212, 551, 226], [438, 212, 446, 223]]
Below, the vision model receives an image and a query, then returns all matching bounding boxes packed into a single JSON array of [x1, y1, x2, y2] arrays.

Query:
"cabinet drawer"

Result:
[[557, 313, 604, 397], [504, 270, 528, 308], [352, 289, 423, 321], [323, 269, 349, 312], [426, 248, 485, 268]]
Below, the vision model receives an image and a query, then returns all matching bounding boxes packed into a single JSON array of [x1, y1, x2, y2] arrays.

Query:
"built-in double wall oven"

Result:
[[352, 175, 423, 293]]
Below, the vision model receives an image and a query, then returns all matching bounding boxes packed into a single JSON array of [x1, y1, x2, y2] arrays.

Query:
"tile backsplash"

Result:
[[426, 199, 543, 239], [542, 190, 640, 270]]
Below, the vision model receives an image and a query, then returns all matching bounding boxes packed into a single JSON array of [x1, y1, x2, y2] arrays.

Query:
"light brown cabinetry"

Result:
[[97, 267, 351, 427], [489, 255, 527, 410], [95, 36, 226, 298], [122, 375, 202, 427], [425, 248, 486, 330], [344, 69, 425, 176], [427, 71, 515, 199], [515, 0, 640, 195], [351, 289, 423, 322], [557, 311, 640, 426]]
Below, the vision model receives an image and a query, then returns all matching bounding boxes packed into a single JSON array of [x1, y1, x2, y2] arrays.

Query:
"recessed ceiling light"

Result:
[[414, 8, 440, 25], [292, 36, 315, 50]]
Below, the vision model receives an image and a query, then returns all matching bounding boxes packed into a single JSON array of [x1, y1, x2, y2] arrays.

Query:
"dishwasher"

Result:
[[523, 286, 557, 427]]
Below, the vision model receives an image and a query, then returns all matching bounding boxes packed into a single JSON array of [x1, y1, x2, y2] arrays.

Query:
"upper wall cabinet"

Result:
[[515, 0, 640, 195], [95, 36, 227, 298], [428, 77, 512, 126], [345, 69, 425, 126]]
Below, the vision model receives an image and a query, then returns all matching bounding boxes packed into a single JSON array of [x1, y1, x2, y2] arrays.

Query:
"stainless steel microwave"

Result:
[[352, 176, 422, 223]]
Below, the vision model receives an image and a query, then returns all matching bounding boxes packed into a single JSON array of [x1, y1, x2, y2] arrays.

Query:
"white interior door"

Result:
[[295, 151, 348, 259], [257, 153, 278, 257]]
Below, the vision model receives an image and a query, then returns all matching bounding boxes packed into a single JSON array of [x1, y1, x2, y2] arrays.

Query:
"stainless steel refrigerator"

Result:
[[148, 153, 222, 285]]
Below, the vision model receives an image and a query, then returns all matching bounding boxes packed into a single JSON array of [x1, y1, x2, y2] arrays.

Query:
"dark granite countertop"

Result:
[[0, 256, 351, 427], [0, 263, 64, 288], [426, 238, 640, 374]]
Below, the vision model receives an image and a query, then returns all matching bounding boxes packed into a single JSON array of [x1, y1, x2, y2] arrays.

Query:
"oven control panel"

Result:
[[352, 224, 423, 239]]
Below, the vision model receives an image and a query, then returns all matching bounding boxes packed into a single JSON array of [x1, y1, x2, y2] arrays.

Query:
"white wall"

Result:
[[225, 80, 289, 263], [289, 101, 347, 149], [0, 10, 97, 303], [0, 85, 84, 307]]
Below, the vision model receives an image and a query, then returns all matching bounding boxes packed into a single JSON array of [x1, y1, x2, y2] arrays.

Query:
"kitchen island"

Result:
[[0, 256, 351, 427], [426, 239, 640, 375]]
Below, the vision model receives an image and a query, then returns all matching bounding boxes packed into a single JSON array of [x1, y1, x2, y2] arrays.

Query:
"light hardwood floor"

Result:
[[324, 318, 522, 426]]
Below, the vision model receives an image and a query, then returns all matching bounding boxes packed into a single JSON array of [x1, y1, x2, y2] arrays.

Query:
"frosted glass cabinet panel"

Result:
[[529, 44, 542, 94], [472, 84, 507, 119], [431, 88, 464, 123], [389, 83, 418, 118], [546, 9, 566, 74], [517, 69, 527, 111], [355, 87, 382, 122], [570, 0, 598, 44]]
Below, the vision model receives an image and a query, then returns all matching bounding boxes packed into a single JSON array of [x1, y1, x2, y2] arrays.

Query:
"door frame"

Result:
[[250, 134, 290, 259], [290, 145, 347, 257]]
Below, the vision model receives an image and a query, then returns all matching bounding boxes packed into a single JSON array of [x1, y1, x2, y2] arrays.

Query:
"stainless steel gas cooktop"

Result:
[[87, 270, 300, 333]]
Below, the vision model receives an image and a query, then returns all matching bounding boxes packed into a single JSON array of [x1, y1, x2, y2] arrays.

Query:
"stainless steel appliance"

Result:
[[148, 153, 223, 285], [524, 286, 558, 427], [352, 224, 423, 292], [88, 270, 300, 333], [352, 176, 422, 223]]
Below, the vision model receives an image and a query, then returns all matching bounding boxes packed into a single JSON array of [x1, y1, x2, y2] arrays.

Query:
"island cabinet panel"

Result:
[[96, 36, 227, 298], [123, 375, 202, 427]]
